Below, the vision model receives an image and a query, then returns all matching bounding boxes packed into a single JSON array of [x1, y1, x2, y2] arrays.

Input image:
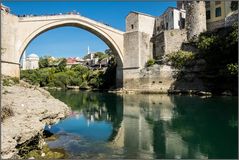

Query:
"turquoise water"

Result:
[[45, 90, 238, 159]]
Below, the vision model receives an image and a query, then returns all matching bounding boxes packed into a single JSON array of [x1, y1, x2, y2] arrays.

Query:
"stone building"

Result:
[[206, 1, 237, 31], [22, 53, 39, 70], [124, 11, 155, 69], [123, 11, 155, 89], [184, 1, 207, 42], [154, 7, 186, 35], [66, 57, 85, 68], [152, 7, 187, 58]]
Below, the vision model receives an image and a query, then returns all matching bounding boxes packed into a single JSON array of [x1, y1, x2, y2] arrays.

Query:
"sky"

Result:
[[3, 1, 176, 59]]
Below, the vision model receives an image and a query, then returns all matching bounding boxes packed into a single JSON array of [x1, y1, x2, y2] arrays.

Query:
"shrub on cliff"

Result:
[[226, 63, 238, 75], [1, 106, 14, 121], [146, 59, 155, 67], [167, 50, 195, 69], [21, 70, 40, 85], [2, 76, 19, 86], [197, 24, 238, 76]]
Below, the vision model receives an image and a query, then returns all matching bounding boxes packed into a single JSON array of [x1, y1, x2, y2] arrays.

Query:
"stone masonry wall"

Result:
[[164, 29, 187, 55], [185, 1, 206, 41], [152, 32, 165, 58], [1, 12, 20, 77], [153, 29, 187, 58], [207, 19, 225, 31], [123, 64, 176, 92]]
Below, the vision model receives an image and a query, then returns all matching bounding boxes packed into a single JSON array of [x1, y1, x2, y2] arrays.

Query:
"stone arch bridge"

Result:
[[1, 11, 156, 88]]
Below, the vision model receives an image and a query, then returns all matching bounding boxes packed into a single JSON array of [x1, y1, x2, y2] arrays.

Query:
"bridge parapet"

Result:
[[18, 14, 124, 35]]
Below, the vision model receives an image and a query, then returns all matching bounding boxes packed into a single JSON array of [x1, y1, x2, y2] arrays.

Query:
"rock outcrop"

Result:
[[1, 81, 71, 159]]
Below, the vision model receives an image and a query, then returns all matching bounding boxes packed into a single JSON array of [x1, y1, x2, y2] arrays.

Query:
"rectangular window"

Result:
[[181, 18, 185, 29], [157, 26, 160, 31], [215, 1, 221, 5], [206, 1, 210, 8], [206, 10, 211, 19], [215, 7, 221, 17], [131, 24, 134, 29]]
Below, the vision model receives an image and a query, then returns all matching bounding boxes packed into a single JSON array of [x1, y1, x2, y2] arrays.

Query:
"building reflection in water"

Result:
[[48, 90, 238, 159], [111, 94, 207, 159]]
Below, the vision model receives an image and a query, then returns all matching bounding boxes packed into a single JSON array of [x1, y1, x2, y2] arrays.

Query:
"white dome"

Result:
[[27, 53, 39, 58]]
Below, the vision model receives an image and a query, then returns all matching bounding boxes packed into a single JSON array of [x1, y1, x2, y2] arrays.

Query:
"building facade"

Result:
[[152, 7, 187, 58], [155, 7, 186, 35], [206, 1, 236, 31], [22, 53, 39, 70]]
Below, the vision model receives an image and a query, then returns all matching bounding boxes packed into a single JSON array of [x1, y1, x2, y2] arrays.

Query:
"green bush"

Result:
[[39, 57, 49, 68], [2, 77, 19, 86], [20, 65, 115, 89], [20, 56, 117, 89], [167, 50, 195, 69], [196, 25, 238, 70], [226, 63, 238, 75], [1, 106, 14, 121], [146, 59, 155, 67], [197, 34, 218, 50], [53, 72, 69, 88]]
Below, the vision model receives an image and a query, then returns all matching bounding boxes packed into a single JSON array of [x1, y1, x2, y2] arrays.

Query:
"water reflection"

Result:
[[47, 90, 238, 159]]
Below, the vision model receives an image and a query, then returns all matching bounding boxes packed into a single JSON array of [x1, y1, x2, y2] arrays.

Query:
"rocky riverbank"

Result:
[[1, 80, 71, 159]]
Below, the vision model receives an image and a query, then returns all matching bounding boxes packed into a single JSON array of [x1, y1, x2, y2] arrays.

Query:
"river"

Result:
[[44, 90, 238, 159]]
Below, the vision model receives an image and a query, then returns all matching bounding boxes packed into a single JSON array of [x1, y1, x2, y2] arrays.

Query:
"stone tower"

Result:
[[123, 11, 155, 89], [185, 1, 207, 41]]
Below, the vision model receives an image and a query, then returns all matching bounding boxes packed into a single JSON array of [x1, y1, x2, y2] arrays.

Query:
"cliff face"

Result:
[[1, 81, 71, 159]]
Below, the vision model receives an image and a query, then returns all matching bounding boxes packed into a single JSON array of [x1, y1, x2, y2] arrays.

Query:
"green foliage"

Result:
[[1, 106, 14, 121], [197, 35, 218, 50], [227, 23, 238, 45], [57, 58, 67, 72], [94, 52, 109, 61], [39, 57, 49, 68], [23, 145, 66, 159], [187, 25, 239, 94], [20, 57, 117, 89], [105, 49, 113, 55], [226, 63, 238, 75], [2, 76, 19, 86], [88, 71, 104, 88], [167, 50, 195, 69], [196, 25, 238, 75], [146, 59, 155, 67], [100, 57, 117, 89]]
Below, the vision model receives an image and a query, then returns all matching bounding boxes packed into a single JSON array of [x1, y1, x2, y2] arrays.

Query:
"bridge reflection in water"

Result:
[[47, 90, 238, 159]]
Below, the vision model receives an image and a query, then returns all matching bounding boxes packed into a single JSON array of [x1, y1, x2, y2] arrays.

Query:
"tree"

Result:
[[105, 49, 113, 55], [57, 58, 67, 72], [39, 57, 49, 68]]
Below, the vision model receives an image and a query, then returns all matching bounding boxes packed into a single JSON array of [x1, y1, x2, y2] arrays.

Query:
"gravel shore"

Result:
[[1, 81, 71, 159]]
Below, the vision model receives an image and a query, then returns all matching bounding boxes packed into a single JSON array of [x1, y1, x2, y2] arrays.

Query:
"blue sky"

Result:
[[3, 1, 176, 58]]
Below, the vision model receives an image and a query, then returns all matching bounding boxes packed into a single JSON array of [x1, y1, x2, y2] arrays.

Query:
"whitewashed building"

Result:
[[22, 52, 39, 70], [155, 7, 186, 34]]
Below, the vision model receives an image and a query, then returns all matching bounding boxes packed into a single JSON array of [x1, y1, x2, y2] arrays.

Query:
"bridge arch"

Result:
[[18, 17, 124, 67]]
